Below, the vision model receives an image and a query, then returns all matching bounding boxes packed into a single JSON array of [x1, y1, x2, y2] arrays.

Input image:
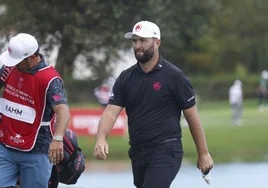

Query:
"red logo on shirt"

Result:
[[153, 82, 161, 91], [53, 94, 61, 101]]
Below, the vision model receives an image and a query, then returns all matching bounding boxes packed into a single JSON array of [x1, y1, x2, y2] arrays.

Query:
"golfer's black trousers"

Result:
[[129, 140, 183, 188]]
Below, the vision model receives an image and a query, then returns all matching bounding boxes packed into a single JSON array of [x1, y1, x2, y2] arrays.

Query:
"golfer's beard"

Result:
[[135, 47, 154, 64]]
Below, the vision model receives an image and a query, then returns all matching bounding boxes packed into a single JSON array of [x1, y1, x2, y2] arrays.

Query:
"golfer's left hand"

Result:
[[197, 152, 214, 173], [49, 140, 64, 165]]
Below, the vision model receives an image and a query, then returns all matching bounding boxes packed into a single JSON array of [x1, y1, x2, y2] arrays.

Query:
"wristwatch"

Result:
[[53, 135, 63, 142]]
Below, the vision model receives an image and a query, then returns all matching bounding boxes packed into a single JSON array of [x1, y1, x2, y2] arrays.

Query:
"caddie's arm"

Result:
[[48, 78, 70, 164], [49, 103, 70, 164], [53, 104, 70, 138]]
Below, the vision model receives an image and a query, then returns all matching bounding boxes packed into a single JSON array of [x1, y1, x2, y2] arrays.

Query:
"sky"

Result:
[[44, 46, 136, 80]]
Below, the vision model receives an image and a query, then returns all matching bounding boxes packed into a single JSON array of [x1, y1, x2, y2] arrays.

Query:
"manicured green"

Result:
[[77, 99, 268, 164]]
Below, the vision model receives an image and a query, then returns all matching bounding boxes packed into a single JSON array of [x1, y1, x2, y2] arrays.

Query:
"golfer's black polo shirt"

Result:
[[109, 56, 196, 147]]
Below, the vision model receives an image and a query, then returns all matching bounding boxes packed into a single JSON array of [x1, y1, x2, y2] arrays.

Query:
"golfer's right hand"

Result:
[[93, 138, 109, 160]]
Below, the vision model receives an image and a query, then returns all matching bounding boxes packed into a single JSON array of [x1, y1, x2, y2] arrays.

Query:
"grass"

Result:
[[77, 99, 268, 164]]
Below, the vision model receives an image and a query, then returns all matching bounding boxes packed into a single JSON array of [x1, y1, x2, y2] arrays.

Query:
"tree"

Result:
[[148, 0, 220, 74], [212, 0, 268, 73], [0, 0, 151, 79], [0, 0, 220, 78]]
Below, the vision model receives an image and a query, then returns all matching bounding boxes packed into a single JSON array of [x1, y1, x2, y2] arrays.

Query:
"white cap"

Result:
[[0, 33, 38, 67], [261, 70, 268, 79], [234, 79, 242, 86], [124, 21, 161, 39]]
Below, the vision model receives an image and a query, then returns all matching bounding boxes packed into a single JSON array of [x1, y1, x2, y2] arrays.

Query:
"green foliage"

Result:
[[0, 0, 267, 79], [64, 74, 260, 103], [0, 0, 152, 79], [64, 79, 98, 103], [78, 99, 268, 163], [153, 0, 219, 74], [189, 74, 259, 100], [213, 0, 268, 73], [235, 62, 248, 77], [0, 0, 219, 78]]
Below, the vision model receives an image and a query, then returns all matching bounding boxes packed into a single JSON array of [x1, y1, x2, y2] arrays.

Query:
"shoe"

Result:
[[233, 120, 242, 126]]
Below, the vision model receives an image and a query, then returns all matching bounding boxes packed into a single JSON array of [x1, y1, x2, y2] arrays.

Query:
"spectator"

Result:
[[257, 70, 268, 112], [94, 77, 115, 108], [229, 79, 243, 126]]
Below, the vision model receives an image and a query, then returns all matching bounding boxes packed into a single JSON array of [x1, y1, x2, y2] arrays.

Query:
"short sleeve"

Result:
[[108, 73, 125, 107], [173, 72, 196, 109], [46, 78, 68, 108]]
